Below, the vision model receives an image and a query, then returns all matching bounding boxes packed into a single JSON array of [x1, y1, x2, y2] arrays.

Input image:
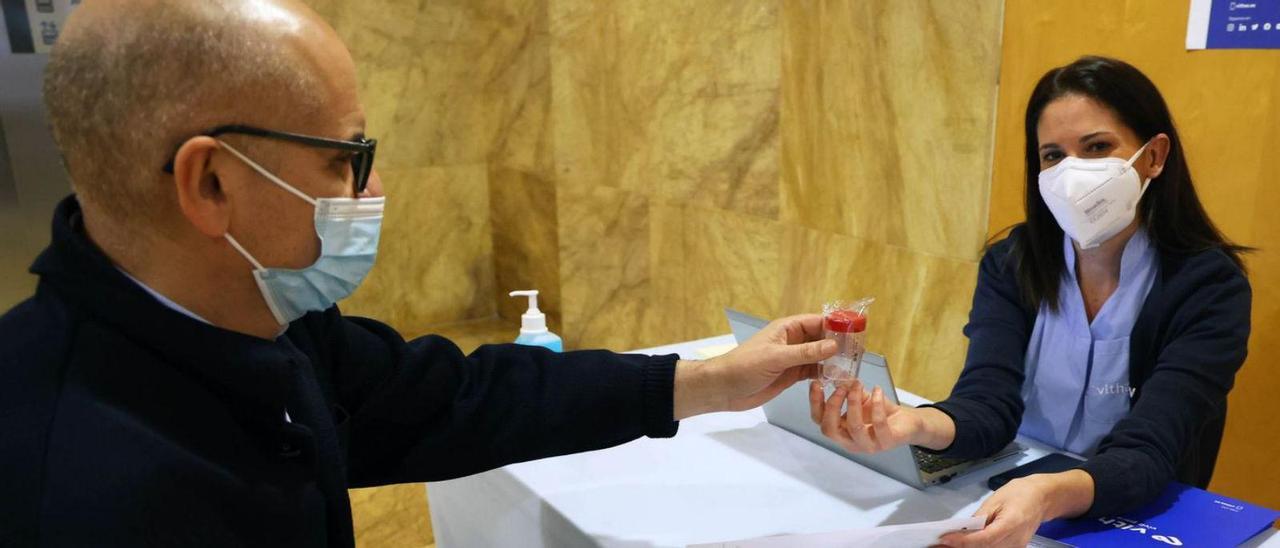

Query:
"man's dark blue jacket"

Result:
[[0, 196, 679, 547]]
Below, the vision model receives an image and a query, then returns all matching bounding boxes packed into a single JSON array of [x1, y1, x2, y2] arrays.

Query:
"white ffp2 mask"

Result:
[[1038, 143, 1151, 249]]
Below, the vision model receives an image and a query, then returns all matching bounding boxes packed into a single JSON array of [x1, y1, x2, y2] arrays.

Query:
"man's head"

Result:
[[44, 0, 381, 336]]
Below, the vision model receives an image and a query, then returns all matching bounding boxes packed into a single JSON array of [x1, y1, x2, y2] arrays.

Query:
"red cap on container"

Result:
[[825, 310, 867, 333]]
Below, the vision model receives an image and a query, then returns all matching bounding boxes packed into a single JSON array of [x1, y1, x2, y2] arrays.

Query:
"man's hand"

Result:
[[937, 470, 1095, 548], [673, 314, 836, 420]]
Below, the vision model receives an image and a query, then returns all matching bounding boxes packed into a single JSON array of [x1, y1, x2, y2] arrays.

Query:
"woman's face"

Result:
[[1035, 93, 1166, 181]]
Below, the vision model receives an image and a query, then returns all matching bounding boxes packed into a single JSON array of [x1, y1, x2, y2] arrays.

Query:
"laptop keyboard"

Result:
[[911, 446, 968, 474]]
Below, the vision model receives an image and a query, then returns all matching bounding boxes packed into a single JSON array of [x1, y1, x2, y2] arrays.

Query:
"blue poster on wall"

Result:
[[1188, 0, 1280, 49]]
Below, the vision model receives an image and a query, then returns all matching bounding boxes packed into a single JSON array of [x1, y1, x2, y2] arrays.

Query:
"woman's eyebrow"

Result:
[[1078, 131, 1115, 143]]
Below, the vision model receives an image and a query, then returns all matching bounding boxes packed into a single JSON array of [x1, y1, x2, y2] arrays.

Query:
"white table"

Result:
[[428, 335, 1279, 547]]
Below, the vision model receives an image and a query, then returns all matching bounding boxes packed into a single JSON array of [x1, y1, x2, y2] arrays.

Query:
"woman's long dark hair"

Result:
[[1010, 55, 1250, 311]]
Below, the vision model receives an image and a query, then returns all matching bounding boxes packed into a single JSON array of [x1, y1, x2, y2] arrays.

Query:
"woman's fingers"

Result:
[[820, 385, 853, 445], [808, 380, 824, 424], [814, 380, 909, 454], [870, 387, 895, 449], [843, 381, 882, 452]]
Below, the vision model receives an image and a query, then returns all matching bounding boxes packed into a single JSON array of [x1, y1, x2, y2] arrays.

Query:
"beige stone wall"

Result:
[[538, 1, 1005, 405], [549, 1, 784, 350]]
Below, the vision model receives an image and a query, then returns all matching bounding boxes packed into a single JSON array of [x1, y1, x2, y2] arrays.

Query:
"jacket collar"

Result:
[[30, 195, 298, 414]]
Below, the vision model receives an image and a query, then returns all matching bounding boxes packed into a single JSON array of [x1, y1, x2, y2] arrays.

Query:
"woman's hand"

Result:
[[808, 380, 932, 453], [938, 470, 1096, 548], [939, 476, 1054, 547]]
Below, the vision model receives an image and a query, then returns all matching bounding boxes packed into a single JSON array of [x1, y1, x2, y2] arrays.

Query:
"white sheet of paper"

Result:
[[694, 343, 738, 359], [687, 515, 987, 548]]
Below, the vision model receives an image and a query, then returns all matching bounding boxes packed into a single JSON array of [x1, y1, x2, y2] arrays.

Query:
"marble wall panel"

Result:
[[549, 0, 781, 219], [312, 0, 548, 170], [556, 184, 669, 350], [681, 205, 783, 341], [488, 0, 559, 326], [341, 165, 496, 332], [308, 0, 523, 336], [490, 167, 561, 328], [647, 202, 689, 343], [780, 0, 1003, 262]]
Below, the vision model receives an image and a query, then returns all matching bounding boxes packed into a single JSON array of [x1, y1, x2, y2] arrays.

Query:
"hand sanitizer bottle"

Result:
[[508, 290, 563, 352]]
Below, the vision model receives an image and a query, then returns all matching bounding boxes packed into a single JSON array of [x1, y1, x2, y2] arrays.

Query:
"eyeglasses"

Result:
[[163, 124, 378, 195]]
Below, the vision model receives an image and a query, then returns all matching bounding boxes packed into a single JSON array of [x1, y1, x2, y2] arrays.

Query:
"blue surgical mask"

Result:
[[219, 140, 384, 325]]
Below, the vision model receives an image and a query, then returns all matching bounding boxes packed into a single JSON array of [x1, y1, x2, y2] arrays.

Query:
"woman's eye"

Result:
[[1041, 151, 1063, 162], [1086, 141, 1113, 153]]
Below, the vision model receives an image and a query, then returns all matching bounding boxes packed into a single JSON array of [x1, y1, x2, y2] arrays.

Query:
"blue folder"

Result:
[[1036, 482, 1279, 547]]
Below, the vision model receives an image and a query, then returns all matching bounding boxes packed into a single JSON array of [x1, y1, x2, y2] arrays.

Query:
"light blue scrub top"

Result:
[[1018, 228, 1158, 455]]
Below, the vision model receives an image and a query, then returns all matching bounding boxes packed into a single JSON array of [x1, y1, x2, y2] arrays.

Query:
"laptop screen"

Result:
[[726, 308, 767, 344]]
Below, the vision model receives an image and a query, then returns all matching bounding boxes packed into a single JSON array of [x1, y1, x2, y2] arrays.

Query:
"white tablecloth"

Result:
[[427, 335, 1279, 547]]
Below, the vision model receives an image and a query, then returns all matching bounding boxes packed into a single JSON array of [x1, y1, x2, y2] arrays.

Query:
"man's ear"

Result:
[[171, 136, 230, 238]]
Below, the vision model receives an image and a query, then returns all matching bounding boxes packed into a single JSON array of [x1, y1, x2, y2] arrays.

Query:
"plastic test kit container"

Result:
[[819, 297, 874, 386]]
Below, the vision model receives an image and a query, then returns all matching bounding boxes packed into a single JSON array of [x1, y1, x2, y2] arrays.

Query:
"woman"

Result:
[[811, 56, 1252, 547]]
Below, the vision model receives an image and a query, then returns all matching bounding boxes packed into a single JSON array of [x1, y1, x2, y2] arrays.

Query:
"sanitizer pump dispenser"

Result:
[[508, 290, 562, 352]]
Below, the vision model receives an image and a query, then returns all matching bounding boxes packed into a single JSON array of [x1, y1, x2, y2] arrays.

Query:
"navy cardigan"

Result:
[[930, 225, 1251, 517], [0, 196, 680, 547]]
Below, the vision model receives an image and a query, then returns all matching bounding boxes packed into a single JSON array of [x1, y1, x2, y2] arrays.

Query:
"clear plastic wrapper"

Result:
[[820, 297, 874, 386]]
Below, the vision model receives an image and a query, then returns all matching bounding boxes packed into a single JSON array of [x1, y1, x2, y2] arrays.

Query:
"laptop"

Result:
[[726, 308, 1023, 488]]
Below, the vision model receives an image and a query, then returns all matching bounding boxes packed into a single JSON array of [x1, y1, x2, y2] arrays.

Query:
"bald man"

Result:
[[0, 1, 837, 546]]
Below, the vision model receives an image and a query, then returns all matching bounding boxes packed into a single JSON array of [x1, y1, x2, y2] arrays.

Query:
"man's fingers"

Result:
[[762, 314, 813, 345], [750, 314, 835, 374], [774, 338, 836, 367], [777, 361, 818, 387], [799, 363, 820, 380], [776, 313, 826, 344]]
